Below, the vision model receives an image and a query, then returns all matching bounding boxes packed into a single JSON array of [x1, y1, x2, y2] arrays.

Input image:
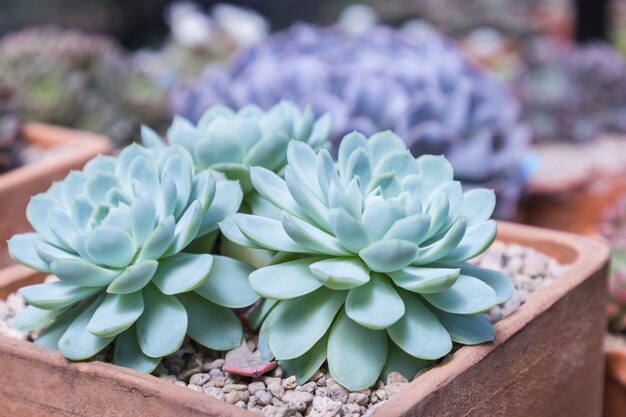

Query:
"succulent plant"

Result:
[[0, 81, 22, 173], [8, 143, 259, 371], [172, 24, 530, 220], [146, 101, 331, 198], [0, 26, 169, 146], [513, 40, 626, 143], [220, 131, 515, 390]]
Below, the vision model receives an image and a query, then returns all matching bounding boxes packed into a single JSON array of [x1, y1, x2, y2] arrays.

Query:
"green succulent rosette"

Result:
[[220, 131, 515, 390], [143, 101, 331, 196], [8, 144, 259, 371]]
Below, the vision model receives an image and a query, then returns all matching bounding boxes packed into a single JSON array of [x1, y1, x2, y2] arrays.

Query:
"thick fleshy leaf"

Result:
[[21, 281, 101, 310], [34, 303, 86, 350], [426, 193, 450, 237], [287, 141, 324, 199], [269, 288, 346, 360], [327, 208, 370, 253], [113, 326, 161, 372], [462, 189, 496, 226], [51, 258, 121, 287], [178, 292, 243, 350], [250, 166, 303, 217], [220, 237, 274, 269], [34, 239, 80, 266], [224, 345, 278, 377], [441, 221, 497, 262], [280, 333, 328, 384], [413, 218, 467, 265], [362, 201, 406, 241], [131, 194, 156, 247], [58, 295, 115, 360], [163, 154, 193, 215], [359, 239, 419, 273], [284, 167, 331, 232], [328, 309, 387, 390], [243, 134, 290, 171], [11, 305, 67, 332], [389, 267, 460, 294], [200, 180, 244, 235], [152, 253, 213, 295], [316, 149, 340, 199], [369, 131, 407, 163], [85, 172, 121, 204], [384, 214, 431, 244], [235, 214, 306, 252], [106, 260, 159, 294], [422, 275, 497, 314], [417, 155, 453, 190], [346, 274, 404, 330], [138, 217, 176, 261], [87, 292, 144, 337], [218, 214, 260, 249], [249, 259, 323, 300], [193, 255, 259, 308], [387, 290, 452, 359], [380, 340, 431, 382], [457, 263, 515, 304], [7, 234, 51, 272], [282, 212, 349, 255], [140, 125, 166, 148], [212, 162, 252, 193], [248, 299, 278, 331], [309, 258, 370, 290], [136, 285, 188, 358], [48, 207, 78, 249], [85, 226, 136, 268], [432, 310, 495, 345], [26, 194, 62, 246], [164, 201, 203, 256], [194, 134, 245, 169], [328, 180, 361, 220], [338, 131, 368, 180]]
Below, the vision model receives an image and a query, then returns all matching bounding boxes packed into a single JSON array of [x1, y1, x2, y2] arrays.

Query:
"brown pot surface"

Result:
[[605, 348, 626, 417], [0, 222, 610, 417], [0, 122, 111, 269], [522, 137, 626, 235]]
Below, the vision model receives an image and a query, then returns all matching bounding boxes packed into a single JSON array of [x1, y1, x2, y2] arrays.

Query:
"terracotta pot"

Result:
[[0, 222, 609, 417], [0, 122, 111, 273], [521, 137, 626, 235], [605, 348, 626, 417]]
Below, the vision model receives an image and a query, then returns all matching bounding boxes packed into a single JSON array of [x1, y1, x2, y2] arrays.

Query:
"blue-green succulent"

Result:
[[8, 144, 259, 371], [144, 100, 331, 196], [220, 131, 514, 390]]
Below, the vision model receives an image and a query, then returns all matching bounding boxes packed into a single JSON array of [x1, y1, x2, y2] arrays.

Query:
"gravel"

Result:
[[0, 243, 568, 417]]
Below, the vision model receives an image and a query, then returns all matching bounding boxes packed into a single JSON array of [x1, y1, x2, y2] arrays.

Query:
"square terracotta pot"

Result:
[[520, 137, 626, 235], [0, 122, 111, 273], [0, 222, 609, 417]]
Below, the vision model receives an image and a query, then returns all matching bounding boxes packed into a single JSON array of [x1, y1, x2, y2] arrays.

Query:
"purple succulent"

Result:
[[0, 82, 22, 174], [513, 40, 626, 143], [172, 24, 531, 219]]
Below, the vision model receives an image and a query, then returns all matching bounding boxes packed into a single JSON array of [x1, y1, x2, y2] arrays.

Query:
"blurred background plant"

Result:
[[0, 26, 169, 146], [0, 81, 22, 174], [134, 2, 270, 86], [512, 40, 626, 144], [171, 23, 531, 219]]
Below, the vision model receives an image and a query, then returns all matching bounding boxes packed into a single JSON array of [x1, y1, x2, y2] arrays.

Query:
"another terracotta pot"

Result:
[[0, 222, 609, 417], [0, 122, 111, 273], [605, 348, 626, 417], [521, 137, 626, 235]]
